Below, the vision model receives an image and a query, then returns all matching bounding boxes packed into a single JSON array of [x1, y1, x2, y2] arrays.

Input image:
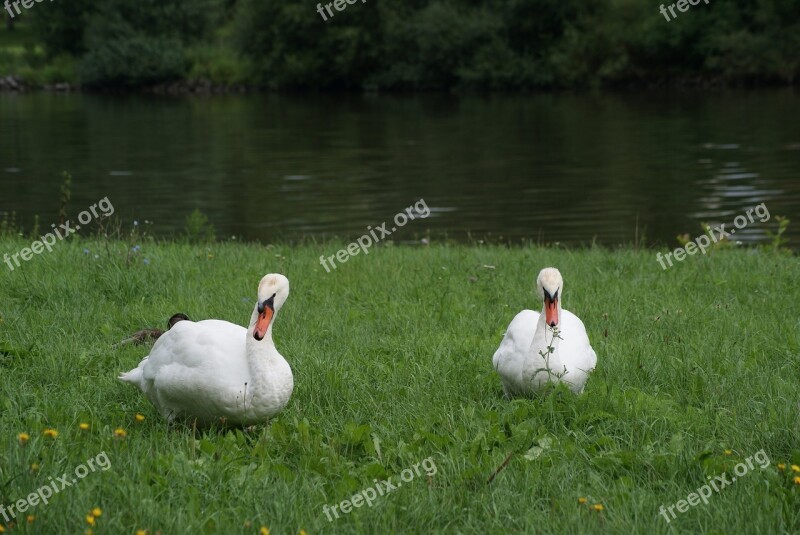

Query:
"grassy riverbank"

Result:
[[1, 238, 798, 533]]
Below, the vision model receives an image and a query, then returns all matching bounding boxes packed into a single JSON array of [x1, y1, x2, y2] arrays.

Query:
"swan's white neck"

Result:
[[529, 299, 564, 369], [244, 305, 285, 398]]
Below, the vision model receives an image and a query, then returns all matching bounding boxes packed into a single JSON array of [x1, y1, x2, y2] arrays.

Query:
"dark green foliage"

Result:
[[377, 2, 510, 89], [233, 0, 800, 90], [27, 0, 96, 56], [30, 0, 224, 88], [233, 0, 384, 89], [80, 0, 224, 88], [79, 34, 189, 88], [22, 0, 800, 89]]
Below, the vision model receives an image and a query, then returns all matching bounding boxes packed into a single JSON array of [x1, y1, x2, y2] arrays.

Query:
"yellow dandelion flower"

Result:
[[17, 432, 30, 444], [27, 515, 35, 523], [778, 463, 786, 471], [794, 476, 800, 485], [723, 450, 732, 455], [91, 508, 102, 517], [30, 463, 39, 473], [86, 515, 95, 526], [114, 428, 127, 438], [299, 530, 307, 535], [592, 504, 604, 512], [79, 423, 90, 431], [135, 414, 145, 423], [43, 429, 58, 439], [259, 528, 270, 535], [135, 530, 147, 535], [578, 497, 587, 504], [0, 524, 6, 532], [792, 465, 800, 473]]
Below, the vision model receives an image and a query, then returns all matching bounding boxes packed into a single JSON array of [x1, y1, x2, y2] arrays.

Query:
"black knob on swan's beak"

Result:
[[257, 294, 276, 314]]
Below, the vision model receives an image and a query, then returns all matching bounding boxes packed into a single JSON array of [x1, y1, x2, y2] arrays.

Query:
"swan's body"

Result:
[[493, 268, 597, 396], [119, 275, 293, 426]]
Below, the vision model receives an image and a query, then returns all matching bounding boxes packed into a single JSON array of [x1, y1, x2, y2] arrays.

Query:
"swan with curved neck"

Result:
[[119, 274, 294, 426], [492, 267, 597, 396]]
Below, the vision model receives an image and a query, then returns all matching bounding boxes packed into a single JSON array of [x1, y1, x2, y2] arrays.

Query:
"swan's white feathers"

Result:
[[493, 268, 597, 396], [126, 320, 251, 421], [536, 267, 562, 299], [119, 275, 293, 426], [493, 309, 539, 371]]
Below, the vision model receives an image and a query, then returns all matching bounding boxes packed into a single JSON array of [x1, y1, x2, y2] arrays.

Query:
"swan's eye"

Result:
[[543, 288, 559, 302], [258, 294, 277, 313]]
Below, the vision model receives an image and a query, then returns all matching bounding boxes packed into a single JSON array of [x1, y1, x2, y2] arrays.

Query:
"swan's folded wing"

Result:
[[141, 320, 247, 382], [493, 309, 539, 369], [561, 309, 597, 373]]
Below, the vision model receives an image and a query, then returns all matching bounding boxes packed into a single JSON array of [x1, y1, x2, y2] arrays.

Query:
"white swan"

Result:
[[492, 267, 597, 396], [119, 274, 294, 426]]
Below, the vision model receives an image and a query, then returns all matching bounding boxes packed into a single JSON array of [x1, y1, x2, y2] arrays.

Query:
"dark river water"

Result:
[[1, 90, 799, 247]]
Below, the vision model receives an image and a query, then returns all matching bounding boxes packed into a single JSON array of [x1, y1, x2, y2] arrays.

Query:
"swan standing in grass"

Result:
[[493, 268, 597, 396], [119, 274, 294, 426]]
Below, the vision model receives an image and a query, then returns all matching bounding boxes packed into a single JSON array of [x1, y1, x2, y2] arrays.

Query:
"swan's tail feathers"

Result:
[[118, 367, 143, 387]]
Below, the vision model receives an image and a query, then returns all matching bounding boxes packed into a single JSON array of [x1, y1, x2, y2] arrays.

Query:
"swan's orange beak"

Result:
[[544, 290, 559, 327], [253, 303, 275, 341]]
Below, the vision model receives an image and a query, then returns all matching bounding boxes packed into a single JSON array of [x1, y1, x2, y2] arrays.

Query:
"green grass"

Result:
[[0, 236, 798, 534]]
